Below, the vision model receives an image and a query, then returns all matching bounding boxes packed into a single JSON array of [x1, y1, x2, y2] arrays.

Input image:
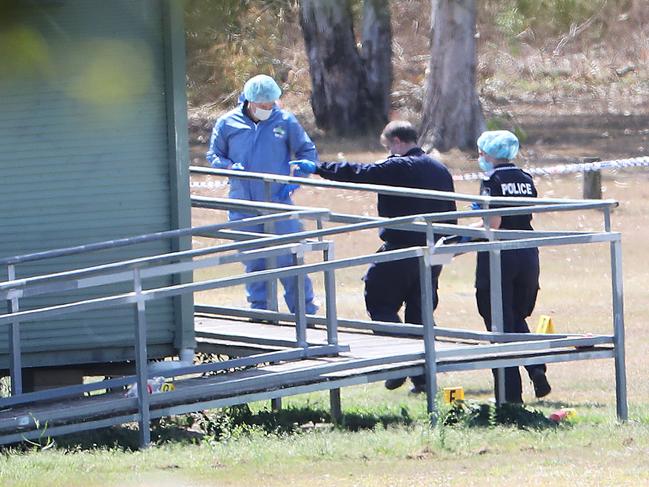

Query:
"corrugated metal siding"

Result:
[[0, 0, 180, 367]]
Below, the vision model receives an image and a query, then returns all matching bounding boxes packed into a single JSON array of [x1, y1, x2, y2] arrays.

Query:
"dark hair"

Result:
[[381, 120, 418, 144]]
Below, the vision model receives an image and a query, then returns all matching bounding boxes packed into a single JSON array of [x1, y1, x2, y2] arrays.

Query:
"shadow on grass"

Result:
[[30, 420, 205, 452], [442, 401, 560, 430], [4, 401, 572, 452], [198, 404, 414, 437], [6, 404, 415, 452]]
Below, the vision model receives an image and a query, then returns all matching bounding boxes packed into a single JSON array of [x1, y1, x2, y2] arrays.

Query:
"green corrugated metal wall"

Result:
[[0, 0, 190, 368]]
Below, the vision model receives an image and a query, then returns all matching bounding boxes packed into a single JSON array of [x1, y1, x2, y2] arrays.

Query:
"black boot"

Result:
[[384, 377, 407, 390], [530, 369, 551, 398], [409, 375, 426, 394]]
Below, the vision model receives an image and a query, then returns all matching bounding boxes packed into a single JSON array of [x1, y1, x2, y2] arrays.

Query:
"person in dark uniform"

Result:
[[290, 121, 457, 393], [474, 130, 551, 403]]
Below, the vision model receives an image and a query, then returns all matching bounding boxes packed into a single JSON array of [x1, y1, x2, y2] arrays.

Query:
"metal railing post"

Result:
[[320, 218, 342, 421], [603, 206, 628, 419], [604, 207, 611, 233], [271, 397, 282, 411], [293, 249, 307, 351], [329, 389, 342, 423], [323, 242, 338, 346], [7, 265, 22, 396], [611, 238, 628, 420], [264, 181, 279, 314], [582, 157, 602, 199], [489, 249, 506, 405], [133, 268, 151, 447], [483, 210, 506, 405], [419, 253, 438, 422]]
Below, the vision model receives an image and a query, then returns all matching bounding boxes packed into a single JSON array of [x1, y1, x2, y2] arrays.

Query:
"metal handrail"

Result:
[[193, 193, 616, 225], [0, 236, 341, 445], [0, 202, 611, 296], [0, 241, 330, 301], [0, 213, 329, 294], [190, 165, 619, 207], [190, 167, 625, 419], [0, 209, 330, 266], [0, 231, 619, 327]]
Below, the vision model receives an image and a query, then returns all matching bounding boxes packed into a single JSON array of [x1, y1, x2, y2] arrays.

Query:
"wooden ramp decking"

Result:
[[195, 313, 615, 370], [0, 313, 615, 445]]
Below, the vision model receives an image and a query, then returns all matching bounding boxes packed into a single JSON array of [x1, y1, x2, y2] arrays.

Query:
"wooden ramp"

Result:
[[0, 313, 615, 446], [194, 314, 616, 378], [195, 314, 436, 357]]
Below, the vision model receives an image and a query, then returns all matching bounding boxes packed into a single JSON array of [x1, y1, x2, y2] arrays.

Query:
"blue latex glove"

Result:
[[277, 183, 300, 200], [289, 159, 317, 177], [230, 162, 245, 171], [210, 159, 230, 169], [470, 202, 481, 210]]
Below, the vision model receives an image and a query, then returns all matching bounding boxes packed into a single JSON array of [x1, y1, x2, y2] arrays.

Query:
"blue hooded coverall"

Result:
[[206, 100, 318, 313]]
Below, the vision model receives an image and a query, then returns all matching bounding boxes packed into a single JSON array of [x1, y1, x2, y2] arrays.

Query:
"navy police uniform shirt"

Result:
[[475, 162, 540, 290], [315, 148, 457, 247], [480, 162, 537, 230]]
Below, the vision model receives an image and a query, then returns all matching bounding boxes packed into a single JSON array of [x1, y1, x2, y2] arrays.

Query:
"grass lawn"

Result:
[[2, 385, 649, 487]]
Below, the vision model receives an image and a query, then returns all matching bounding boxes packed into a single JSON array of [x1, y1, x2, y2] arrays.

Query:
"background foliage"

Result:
[[185, 0, 302, 107], [185, 0, 648, 113]]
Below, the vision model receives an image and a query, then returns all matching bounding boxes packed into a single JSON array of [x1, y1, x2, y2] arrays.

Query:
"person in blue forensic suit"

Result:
[[474, 130, 551, 403], [206, 74, 318, 314], [291, 121, 457, 393]]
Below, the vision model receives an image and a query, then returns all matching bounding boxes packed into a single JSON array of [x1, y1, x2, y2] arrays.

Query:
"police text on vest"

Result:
[[501, 182, 532, 195]]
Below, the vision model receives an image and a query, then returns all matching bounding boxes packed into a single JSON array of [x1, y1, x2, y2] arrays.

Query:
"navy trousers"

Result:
[[364, 243, 442, 387], [476, 248, 545, 403]]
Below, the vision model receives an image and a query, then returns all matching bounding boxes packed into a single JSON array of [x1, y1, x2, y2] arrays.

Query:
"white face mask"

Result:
[[253, 106, 273, 121], [478, 155, 493, 173]]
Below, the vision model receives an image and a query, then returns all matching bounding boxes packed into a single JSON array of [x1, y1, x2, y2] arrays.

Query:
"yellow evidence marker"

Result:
[[536, 315, 555, 334], [443, 386, 465, 403]]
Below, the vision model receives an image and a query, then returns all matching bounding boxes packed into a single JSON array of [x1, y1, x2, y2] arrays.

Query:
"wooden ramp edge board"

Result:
[[0, 342, 614, 443], [4, 346, 613, 444]]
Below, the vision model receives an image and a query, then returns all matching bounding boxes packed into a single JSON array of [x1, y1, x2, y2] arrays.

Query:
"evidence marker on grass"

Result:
[[536, 315, 556, 334], [443, 386, 464, 404]]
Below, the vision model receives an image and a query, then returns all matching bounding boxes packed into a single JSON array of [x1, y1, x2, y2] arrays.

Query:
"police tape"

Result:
[[190, 180, 228, 189], [189, 156, 649, 188], [453, 156, 649, 181]]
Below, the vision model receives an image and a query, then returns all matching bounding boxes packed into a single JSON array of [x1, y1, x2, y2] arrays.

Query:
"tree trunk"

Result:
[[299, 0, 390, 135], [419, 0, 485, 152], [361, 0, 392, 123]]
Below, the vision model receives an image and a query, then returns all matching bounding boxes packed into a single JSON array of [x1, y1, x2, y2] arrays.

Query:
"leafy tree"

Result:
[[184, 0, 299, 107]]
